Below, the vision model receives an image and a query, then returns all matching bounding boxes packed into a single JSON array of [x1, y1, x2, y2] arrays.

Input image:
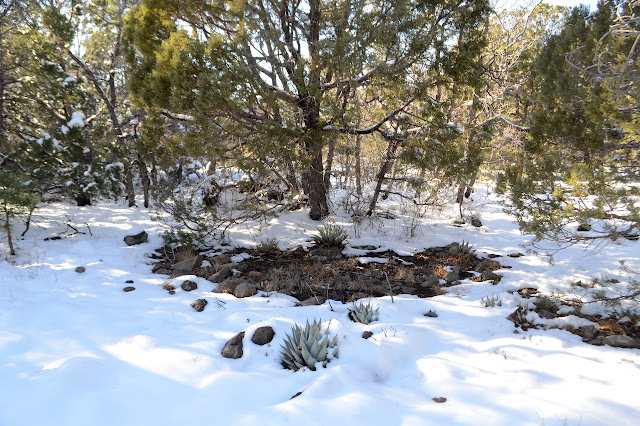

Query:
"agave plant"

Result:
[[312, 224, 348, 247], [349, 301, 380, 325], [449, 240, 475, 256], [280, 319, 339, 371]]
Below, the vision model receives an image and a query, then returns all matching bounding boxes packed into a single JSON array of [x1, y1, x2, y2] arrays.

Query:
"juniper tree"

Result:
[[498, 2, 639, 247], [124, 0, 492, 220]]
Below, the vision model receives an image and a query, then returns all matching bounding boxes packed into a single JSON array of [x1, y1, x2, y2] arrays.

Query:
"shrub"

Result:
[[280, 320, 339, 371], [449, 240, 475, 256], [349, 301, 380, 324], [312, 224, 348, 247], [257, 238, 279, 253]]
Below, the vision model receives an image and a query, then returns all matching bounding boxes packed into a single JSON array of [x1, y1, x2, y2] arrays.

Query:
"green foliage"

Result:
[[312, 224, 348, 247], [349, 301, 380, 325], [0, 169, 39, 256], [257, 238, 280, 253], [499, 2, 639, 247], [449, 241, 476, 256], [280, 320, 339, 371]]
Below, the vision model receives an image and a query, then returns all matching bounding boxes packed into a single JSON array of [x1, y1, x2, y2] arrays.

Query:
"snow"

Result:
[[66, 112, 85, 128], [1, 188, 639, 426], [356, 257, 389, 264]]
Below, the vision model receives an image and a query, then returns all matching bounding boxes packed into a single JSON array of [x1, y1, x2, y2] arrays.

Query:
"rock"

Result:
[[181, 280, 198, 292], [421, 275, 440, 288], [251, 326, 275, 345], [207, 267, 233, 283], [601, 335, 640, 349], [191, 299, 208, 312], [424, 310, 438, 318], [125, 280, 134, 284], [75, 266, 86, 273], [296, 296, 326, 306], [517, 287, 539, 298], [124, 231, 148, 246], [123, 286, 135, 292], [444, 266, 461, 283], [481, 270, 499, 282], [579, 325, 597, 340], [452, 218, 465, 226], [432, 397, 447, 403], [168, 290, 175, 295], [212, 253, 232, 265], [507, 306, 532, 331], [152, 263, 169, 273], [289, 245, 307, 256], [221, 332, 245, 359], [172, 255, 203, 276], [245, 270, 264, 282], [475, 259, 500, 273], [370, 285, 390, 297], [470, 217, 482, 227], [577, 223, 592, 232], [213, 277, 246, 294], [487, 253, 502, 258], [362, 331, 373, 339], [508, 252, 524, 258], [234, 282, 258, 298]]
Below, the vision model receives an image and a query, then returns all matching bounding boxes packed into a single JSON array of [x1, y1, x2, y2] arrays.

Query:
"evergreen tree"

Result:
[[499, 2, 639, 246], [124, 0, 491, 220]]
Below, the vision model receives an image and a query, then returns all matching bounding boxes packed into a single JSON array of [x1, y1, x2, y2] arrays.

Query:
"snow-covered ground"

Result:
[[1, 186, 639, 426]]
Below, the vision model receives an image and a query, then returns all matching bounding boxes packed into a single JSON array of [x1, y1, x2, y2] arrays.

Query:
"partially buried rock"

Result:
[[251, 326, 275, 345], [424, 310, 438, 318], [433, 397, 447, 403], [221, 332, 245, 359], [123, 286, 135, 292], [191, 298, 208, 312], [481, 270, 499, 282], [75, 266, 86, 273], [172, 255, 202, 276], [362, 331, 373, 339], [234, 282, 257, 298], [421, 275, 440, 288], [207, 267, 233, 284], [125, 280, 134, 284], [124, 230, 148, 246], [181, 280, 198, 292]]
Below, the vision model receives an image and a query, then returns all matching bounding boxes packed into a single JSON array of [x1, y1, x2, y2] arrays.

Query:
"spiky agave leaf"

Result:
[[350, 301, 380, 324], [280, 319, 340, 371]]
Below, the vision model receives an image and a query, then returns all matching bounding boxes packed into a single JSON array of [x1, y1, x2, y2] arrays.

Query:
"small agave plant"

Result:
[[449, 240, 475, 256], [312, 224, 348, 247], [349, 301, 380, 325], [280, 319, 339, 371]]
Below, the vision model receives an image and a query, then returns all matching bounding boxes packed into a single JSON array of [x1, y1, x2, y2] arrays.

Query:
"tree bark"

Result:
[[137, 155, 150, 208], [366, 138, 401, 216], [124, 161, 135, 207], [324, 137, 336, 191]]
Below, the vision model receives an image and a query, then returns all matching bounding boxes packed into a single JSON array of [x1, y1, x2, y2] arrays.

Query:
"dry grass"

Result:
[[162, 282, 176, 291]]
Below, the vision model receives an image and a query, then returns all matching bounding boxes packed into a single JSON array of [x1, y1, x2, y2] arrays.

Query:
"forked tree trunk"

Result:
[[366, 138, 401, 216]]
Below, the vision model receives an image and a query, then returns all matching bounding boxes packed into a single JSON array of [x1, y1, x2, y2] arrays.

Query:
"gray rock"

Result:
[[421, 275, 440, 288], [577, 223, 592, 232], [251, 326, 275, 345], [207, 267, 234, 283], [172, 255, 203, 276], [191, 299, 208, 312], [221, 332, 245, 359], [579, 325, 597, 340], [444, 266, 461, 283], [75, 266, 86, 273], [211, 253, 232, 265], [424, 310, 438, 318], [234, 282, 257, 298], [470, 217, 482, 227], [125, 280, 134, 284], [508, 252, 524, 258], [475, 259, 500, 273], [602, 335, 640, 348], [362, 331, 373, 339], [297, 296, 326, 306], [124, 231, 148, 246], [309, 247, 342, 262], [481, 270, 499, 282], [245, 271, 264, 282], [214, 277, 246, 294], [123, 286, 135, 292], [152, 263, 169, 273], [181, 280, 198, 292]]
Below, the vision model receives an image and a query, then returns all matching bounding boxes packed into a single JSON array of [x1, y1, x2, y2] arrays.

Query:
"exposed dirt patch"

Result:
[[150, 243, 503, 304]]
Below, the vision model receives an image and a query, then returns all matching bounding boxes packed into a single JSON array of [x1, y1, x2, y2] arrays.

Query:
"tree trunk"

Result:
[[124, 161, 135, 207], [75, 193, 92, 207], [4, 208, 15, 256], [307, 146, 329, 220], [355, 135, 362, 197], [286, 161, 299, 195], [324, 137, 336, 191], [137, 155, 150, 208], [366, 138, 401, 216]]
